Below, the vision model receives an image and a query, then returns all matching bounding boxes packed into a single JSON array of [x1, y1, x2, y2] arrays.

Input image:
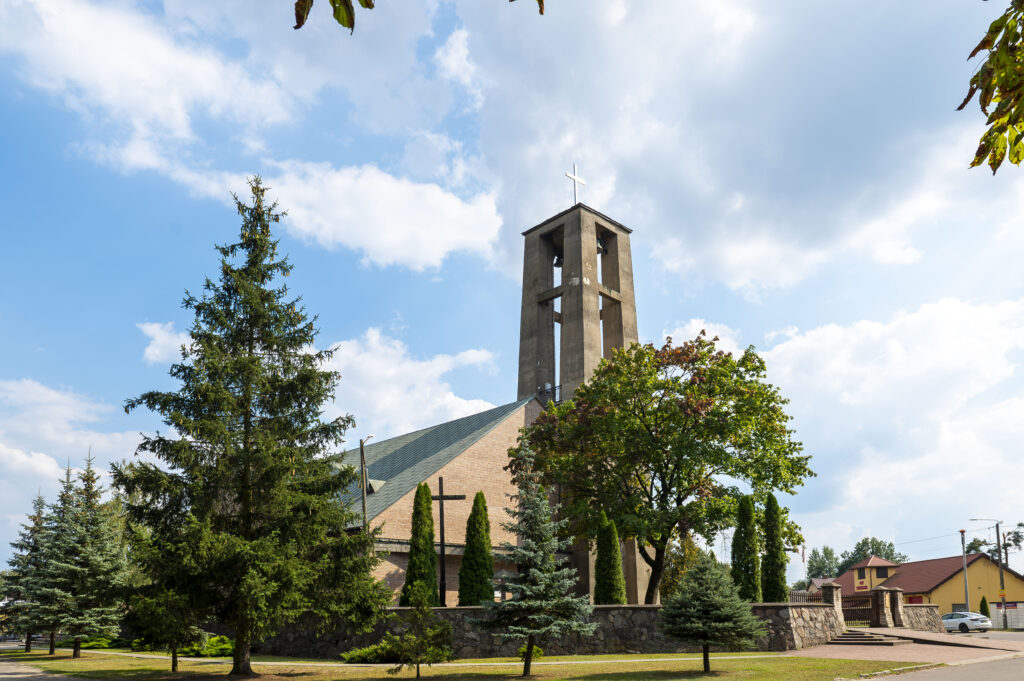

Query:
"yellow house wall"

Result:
[[906, 559, 1024, 614], [851, 566, 894, 593]]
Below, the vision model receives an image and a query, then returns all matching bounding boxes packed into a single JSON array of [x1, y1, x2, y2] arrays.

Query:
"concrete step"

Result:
[[828, 631, 912, 646]]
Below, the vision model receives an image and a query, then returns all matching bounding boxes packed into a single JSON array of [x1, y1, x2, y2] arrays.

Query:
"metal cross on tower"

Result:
[[565, 163, 586, 204], [430, 476, 466, 607]]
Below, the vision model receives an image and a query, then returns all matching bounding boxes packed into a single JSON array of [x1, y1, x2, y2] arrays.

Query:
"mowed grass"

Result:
[[0, 649, 928, 681]]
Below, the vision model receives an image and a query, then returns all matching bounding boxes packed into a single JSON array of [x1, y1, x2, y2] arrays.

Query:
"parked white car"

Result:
[[941, 611, 991, 632]]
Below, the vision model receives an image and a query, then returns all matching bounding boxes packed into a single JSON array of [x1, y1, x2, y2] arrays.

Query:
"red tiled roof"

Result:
[[882, 554, 984, 594]]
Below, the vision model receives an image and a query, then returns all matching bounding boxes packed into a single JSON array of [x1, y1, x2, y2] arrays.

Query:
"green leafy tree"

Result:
[[966, 522, 1024, 564], [593, 512, 626, 605], [527, 334, 811, 603], [959, 2, 1024, 173], [731, 496, 760, 602], [807, 546, 840, 579], [6, 494, 49, 652], [980, 595, 991, 617], [760, 494, 788, 603], [836, 538, 908, 576], [487, 446, 596, 677], [292, 0, 544, 32], [113, 178, 390, 675], [457, 491, 494, 606], [659, 532, 702, 602], [401, 483, 438, 607], [659, 552, 766, 674], [38, 460, 125, 659], [385, 582, 454, 679]]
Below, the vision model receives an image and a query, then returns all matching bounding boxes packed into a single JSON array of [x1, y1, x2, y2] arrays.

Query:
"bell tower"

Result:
[[517, 203, 639, 402]]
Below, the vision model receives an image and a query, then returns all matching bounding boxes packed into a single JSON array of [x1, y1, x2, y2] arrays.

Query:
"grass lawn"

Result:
[[0, 649, 928, 681]]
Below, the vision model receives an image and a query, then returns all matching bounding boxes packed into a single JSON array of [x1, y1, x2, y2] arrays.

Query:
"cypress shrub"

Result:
[[760, 493, 789, 602], [980, 595, 990, 617], [594, 512, 627, 604], [458, 491, 495, 606], [731, 495, 761, 602], [400, 483, 438, 606]]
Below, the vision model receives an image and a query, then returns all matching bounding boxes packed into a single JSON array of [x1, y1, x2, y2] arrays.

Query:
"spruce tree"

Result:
[[593, 511, 627, 605], [401, 483, 438, 607], [457, 491, 494, 606], [760, 493, 788, 602], [660, 551, 766, 673], [731, 495, 761, 602], [38, 460, 124, 658], [113, 178, 390, 675], [6, 494, 49, 652], [385, 582, 454, 679], [487, 446, 596, 677]]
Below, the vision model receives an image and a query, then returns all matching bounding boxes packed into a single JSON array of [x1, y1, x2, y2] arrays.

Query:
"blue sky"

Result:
[[2, 0, 1024, 582]]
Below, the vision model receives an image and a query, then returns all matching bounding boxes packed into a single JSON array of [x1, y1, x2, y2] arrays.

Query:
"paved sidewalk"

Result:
[[864, 627, 1024, 652], [0, 660, 86, 681], [787, 642, 1013, 664]]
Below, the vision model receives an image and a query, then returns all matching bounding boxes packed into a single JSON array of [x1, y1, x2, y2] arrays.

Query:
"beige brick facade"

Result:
[[370, 400, 541, 604]]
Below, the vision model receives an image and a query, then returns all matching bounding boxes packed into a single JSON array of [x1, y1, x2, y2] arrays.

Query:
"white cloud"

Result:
[[663, 319, 743, 357], [327, 328, 496, 439], [760, 298, 1024, 572], [137, 322, 190, 364], [0, 441, 63, 482], [434, 28, 483, 110]]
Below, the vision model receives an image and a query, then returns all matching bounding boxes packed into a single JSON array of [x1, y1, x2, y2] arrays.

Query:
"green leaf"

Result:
[[358, 0, 374, 7], [293, 0, 314, 30], [329, 0, 355, 32], [989, 131, 1008, 174]]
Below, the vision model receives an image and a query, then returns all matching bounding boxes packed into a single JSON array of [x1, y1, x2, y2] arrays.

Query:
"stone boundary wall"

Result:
[[901, 604, 943, 633], [257, 603, 843, 659]]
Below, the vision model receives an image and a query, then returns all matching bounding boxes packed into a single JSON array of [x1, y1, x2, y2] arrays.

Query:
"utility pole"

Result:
[[972, 517, 1008, 628], [359, 435, 374, 533], [960, 529, 970, 612]]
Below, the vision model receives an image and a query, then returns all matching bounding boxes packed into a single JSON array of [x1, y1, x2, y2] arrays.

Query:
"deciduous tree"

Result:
[[114, 178, 390, 675], [527, 335, 810, 603], [659, 532, 702, 602], [487, 446, 595, 677], [836, 538, 907, 576], [457, 491, 494, 606], [807, 546, 840, 579], [660, 551, 766, 674], [731, 496, 760, 602], [401, 483, 438, 607]]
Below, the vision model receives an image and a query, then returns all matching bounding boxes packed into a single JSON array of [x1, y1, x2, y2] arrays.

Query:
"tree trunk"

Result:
[[72, 639, 81, 659], [522, 634, 535, 677], [231, 634, 253, 675], [702, 644, 710, 674], [172, 647, 178, 673], [643, 541, 667, 604], [24, 633, 31, 653], [49, 632, 55, 655], [415, 662, 421, 679]]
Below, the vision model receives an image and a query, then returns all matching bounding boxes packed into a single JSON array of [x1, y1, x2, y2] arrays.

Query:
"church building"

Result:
[[341, 200, 654, 605]]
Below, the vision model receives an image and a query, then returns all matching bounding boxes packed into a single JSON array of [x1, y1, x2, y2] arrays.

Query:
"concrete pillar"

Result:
[[888, 588, 905, 627], [871, 587, 894, 627]]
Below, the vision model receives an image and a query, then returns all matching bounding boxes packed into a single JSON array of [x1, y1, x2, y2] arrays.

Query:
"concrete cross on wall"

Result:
[[565, 163, 586, 204]]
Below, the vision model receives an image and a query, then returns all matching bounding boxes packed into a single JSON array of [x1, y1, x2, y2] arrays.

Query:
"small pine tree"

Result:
[[458, 491, 494, 606], [660, 532, 701, 602], [593, 512, 626, 605], [6, 494, 49, 652], [731, 495, 761, 602], [128, 589, 205, 672], [386, 582, 454, 678], [39, 460, 125, 658], [980, 595, 990, 618], [401, 483, 438, 606], [660, 551, 767, 674], [760, 494, 788, 602], [487, 446, 596, 677]]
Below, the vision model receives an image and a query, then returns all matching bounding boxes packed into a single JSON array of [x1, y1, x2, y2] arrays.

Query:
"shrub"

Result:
[[56, 636, 123, 650], [980, 595, 990, 618], [180, 635, 234, 657], [340, 640, 401, 664], [594, 512, 627, 604], [518, 643, 543, 662]]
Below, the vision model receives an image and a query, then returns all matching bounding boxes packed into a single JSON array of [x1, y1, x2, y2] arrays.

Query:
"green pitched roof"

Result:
[[340, 397, 535, 523]]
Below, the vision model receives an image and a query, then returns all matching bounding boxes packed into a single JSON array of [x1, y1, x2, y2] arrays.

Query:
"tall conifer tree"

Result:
[[488, 446, 595, 677], [114, 178, 390, 675], [457, 491, 494, 606], [594, 511, 627, 605], [760, 493, 788, 602], [401, 483, 438, 606], [6, 494, 48, 652], [731, 495, 760, 602]]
